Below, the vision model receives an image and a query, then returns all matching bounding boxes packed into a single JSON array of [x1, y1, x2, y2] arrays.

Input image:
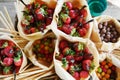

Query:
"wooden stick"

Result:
[[0, 11, 12, 30], [3, 6, 15, 31]]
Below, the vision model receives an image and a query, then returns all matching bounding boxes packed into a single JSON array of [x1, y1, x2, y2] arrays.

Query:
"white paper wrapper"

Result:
[[24, 32, 56, 69], [53, 35, 99, 80], [0, 35, 27, 78], [16, 0, 57, 40], [51, 0, 93, 39]]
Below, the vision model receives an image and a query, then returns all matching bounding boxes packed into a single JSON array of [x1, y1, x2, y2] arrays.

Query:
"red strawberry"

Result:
[[30, 16, 34, 23], [65, 2, 73, 10], [73, 72, 80, 80], [79, 71, 89, 78], [62, 47, 70, 55], [4, 46, 14, 57], [82, 60, 91, 71], [47, 8, 53, 14], [59, 40, 68, 50], [2, 66, 12, 75], [84, 23, 90, 30], [84, 53, 93, 60], [69, 10, 76, 19], [26, 4, 32, 10], [62, 24, 72, 34], [35, 9, 44, 20], [14, 57, 22, 67], [78, 28, 87, 37], [84, 47, 90, 54], [8, 41, 15, 47], [30, 27, 36, 33], [66, 55, 74, 63], [46, 17, 52, 25], [75, 54, 83, 61], [80, 9, 87, 18], [3, 57, 13, 66]]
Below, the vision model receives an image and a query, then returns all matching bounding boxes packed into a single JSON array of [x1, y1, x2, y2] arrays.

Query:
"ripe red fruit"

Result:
[[84, 53, 93, 60], [47, 9, 53, 14], [4, 46, 14, 57], [75, 55, 83, 61], [36, 13, 44, 20], [14, 58, 22, 67], [80, 9, 87, 18], [65, 2, 73, 10], [82, 60, 91, 71], [62, 16, 71, 24], [62, 24, 72, 34], [46, 17, 52, 25], [30, 16, 34, 23], [73, 72, 80, 80], [79, 71, 89, 78], [66, 55, 74, 62], [62, 47, 70, 55], [84, 23, 90, 30], [59, 40, 68, 50], [69, 10, 76, 19], [30, 27, 36, 33], [78, 28, 87, 37], [3, 57, 13, 66], [8, 41, 15, 47], [84, 47, 90, 54]]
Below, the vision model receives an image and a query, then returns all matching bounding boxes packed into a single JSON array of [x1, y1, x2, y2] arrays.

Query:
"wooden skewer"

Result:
[[0, 11, 12, 30], [3, 6, 15, 31]]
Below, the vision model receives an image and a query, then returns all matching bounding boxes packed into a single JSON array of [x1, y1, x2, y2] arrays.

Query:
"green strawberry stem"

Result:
[[3, 66, 11, 74], [62, 58, 68, 67], [2, 42, 8, 48], [66, 49, 75, 55]]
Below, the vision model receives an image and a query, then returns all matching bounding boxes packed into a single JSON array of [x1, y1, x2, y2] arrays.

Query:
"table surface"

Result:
[[0, 1, 120, 26]]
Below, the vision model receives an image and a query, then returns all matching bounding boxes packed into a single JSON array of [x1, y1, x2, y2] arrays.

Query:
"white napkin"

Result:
[[108, 0, 120, 8]]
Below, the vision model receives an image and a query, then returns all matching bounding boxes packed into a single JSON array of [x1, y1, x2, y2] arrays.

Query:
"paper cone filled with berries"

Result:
[[94, 53, 120, 80], [0, 35, 27, 78], [51, 0, 93, 38], [91, 15, 120, 53], [53, 34, 99, 80], [24, 32, 56, 69], [16, 0, 57, 40]]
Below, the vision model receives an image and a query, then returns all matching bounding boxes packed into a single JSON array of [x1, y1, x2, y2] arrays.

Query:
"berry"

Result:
[[59, 40, 68, 50], [65, 2, 73, 10], [82, 60, 91, 71], [4, 46, 14, 57], [79, 71, 89, 78], [3, 57, 13, 66]]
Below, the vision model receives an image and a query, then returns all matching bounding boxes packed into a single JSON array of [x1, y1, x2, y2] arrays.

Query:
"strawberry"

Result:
[[84, 53, 93, 60], [73, 72, 80, 80], [47, 9, 53, 15], [78, 28, 87, 37], [69, 10, 76, 19], [62, 47, 75, 56], [2, 66, 12, 75], [82, 60, 91, 71], [84, 47, 90, 54], [79, 71, 89, 78], [65, 2, 73, 10], [75, 53, 83, 61], [14, 57, 22, 67], [61, 13, 71, 24], [59, 40, 68, 50], [62, 24, 72, 34], [46, 17, 52, 25], [66, 55, 74, 63], [8, 41, 15, 47], [35, 8, 44, 20], [21, 19, 29, 27], [30, 27, 36, 33], [4, 46, 14, 57], [80, 9, 87, 18], [84, 23, 90, 30], [73, 43, 84, 52], [3, 57, 13, 66]]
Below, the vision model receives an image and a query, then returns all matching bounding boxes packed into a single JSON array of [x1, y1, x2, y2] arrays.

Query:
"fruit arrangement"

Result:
[[0, 0, 120, 80], [54, 36, 99, 80], [96, 59, 117, 80], [16, 0, 57, 40], [24, 32, 56, 69], [0, 35, 27, 78], [52, 0, 93, 38]]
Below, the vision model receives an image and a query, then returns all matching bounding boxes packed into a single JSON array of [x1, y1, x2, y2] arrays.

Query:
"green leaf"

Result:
[[3, 66, 11, 74], [66, 49, 75, 55], [58, 18, 63, 27], [35, 3, 40, 8], [40, 8, 48, 16], [62, 58, 68, 67], [90, 61, 95, 72], [78, 43, 84, 51], [23, 10, 29, 16], [70, 28, 76, 36], [2, 42, 8, 48]]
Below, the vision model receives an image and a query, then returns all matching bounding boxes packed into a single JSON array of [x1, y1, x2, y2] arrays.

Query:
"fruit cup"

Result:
[[91, 15, 120, 54], [16, 0, 57, 40], [54, 35, 99, 80], [24, 32, 56, 69], [51, 0, 93, 39], [0, 35, 27, 78]]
